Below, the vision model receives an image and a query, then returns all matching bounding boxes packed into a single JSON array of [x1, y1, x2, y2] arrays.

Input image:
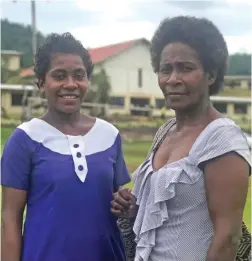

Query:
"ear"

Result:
[[38, 79, 45, 93], [207, 71, 217, 86]]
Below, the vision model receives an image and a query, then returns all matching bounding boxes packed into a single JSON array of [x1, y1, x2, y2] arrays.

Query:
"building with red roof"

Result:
[[18, 38, 164, 116], [2, 40, 250, 118]]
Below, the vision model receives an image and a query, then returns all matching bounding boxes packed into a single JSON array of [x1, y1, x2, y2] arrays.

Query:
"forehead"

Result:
[[49, 53, 85, 70], [160, 42, 200, 64]]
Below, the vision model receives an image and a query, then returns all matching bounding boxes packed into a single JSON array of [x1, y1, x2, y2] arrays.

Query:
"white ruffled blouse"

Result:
[[131, 118, 251, 261]]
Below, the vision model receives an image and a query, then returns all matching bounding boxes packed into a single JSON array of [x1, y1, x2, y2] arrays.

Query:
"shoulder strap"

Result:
[[146, 118, 176, 159]]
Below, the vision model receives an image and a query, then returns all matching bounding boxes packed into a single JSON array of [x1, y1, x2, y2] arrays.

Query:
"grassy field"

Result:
[[1, 127, 251, 230], [219, 87, 251, 98]]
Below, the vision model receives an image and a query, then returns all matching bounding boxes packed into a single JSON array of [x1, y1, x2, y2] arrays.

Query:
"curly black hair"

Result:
[[34, 32, 93, 87], [151, 16, 228, 95]]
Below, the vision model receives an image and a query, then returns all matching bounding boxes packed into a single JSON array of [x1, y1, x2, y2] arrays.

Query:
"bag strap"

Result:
[[146, 118, 176, 159]]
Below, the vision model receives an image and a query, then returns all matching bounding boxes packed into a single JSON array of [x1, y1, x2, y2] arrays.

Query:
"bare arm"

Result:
[[204, 153, 249, 261], [1, 187, 27, 261]]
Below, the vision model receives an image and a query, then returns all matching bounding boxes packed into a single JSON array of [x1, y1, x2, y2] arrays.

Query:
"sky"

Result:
[[1, 0, 252, 54]]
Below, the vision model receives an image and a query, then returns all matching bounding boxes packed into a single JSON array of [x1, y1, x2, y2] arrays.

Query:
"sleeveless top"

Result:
[[131, 118, 251, 261]]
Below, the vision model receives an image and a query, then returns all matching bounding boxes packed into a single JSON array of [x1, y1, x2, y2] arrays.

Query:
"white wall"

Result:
[[94, 42, 163, 98], [8, 55, 21, 71]]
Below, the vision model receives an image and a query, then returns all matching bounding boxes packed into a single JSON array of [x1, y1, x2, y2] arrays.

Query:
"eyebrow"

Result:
[[50, 68, 86, 73], [160, 60, 196, 64]]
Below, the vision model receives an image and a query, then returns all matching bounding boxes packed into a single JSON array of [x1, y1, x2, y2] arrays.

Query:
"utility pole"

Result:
[[31, 0, 37, 60], [13, 0, 37, 121], [12, 0, 37, 63]]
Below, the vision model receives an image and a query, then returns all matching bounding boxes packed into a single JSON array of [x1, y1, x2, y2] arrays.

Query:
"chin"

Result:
[[57, 106, 80, 115], [166, 100, 187, 111]]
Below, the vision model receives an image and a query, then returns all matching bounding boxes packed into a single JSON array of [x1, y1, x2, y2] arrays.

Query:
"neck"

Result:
[[43, 108, 81, 127], [175, 99, 215, 130]]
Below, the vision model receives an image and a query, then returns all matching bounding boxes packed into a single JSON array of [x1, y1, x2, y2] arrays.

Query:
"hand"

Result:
[[111, 188, 137, 218]]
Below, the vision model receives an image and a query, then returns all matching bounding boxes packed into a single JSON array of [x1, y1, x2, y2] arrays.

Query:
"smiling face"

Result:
[[158, 42, 214, 111], [40, 53, 88, 114]]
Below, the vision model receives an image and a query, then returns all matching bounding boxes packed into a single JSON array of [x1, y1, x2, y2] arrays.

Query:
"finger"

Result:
[[111, 200, 126, 212], [110, 208, 123, 217], [129, 195, 136, 205], [118, 188, 135, 202], [114, 193, 131, 208]]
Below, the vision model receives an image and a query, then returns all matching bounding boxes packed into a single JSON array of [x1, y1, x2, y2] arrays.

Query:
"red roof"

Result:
[[88, 39, 140, 63], [20, 66, 34, 78], [20, 38, 149, 78]]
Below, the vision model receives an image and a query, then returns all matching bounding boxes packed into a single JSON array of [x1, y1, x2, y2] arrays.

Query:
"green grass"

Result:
[[1, 127, 251, 230], [244, 184, 251, 230], [123, 140, 152, 188], [219, 87, 251, 98], [1, 127, 14, 151]]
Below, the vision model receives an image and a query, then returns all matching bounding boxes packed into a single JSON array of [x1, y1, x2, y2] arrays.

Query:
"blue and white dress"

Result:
[[1, 118, 130, 261]]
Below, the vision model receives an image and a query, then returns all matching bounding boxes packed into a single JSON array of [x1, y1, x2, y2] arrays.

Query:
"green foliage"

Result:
[[1, 19, 46, 68], [85, 68, 111, 104], [1, 19, 251, 76], [6, 75, 34, 85], [227, 53, 251, 76], [1, 65, 10, 83], [1, 63, 33, 84], [90, 68, 111, 104]]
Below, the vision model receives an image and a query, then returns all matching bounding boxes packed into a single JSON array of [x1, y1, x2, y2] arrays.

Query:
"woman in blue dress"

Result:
[[1, 32, 130, 261]]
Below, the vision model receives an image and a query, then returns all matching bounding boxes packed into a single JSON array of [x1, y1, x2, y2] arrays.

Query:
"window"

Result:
[[155, 98, 166, 109], [138, 68, 142, 88], [11, 93, 23, 106], [109, 96, 125, 106], [212, 102, 227, 113], [234, 104, 247, 114], [11, 92, 32, 106]]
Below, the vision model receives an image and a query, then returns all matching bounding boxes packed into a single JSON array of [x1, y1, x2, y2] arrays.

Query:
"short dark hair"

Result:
[[34, 32, 93, 86], [151, 16, 228, 95]]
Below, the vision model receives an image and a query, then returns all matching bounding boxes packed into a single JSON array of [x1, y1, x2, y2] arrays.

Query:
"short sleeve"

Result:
[[113, 133, 131, 190], [197, 125, 251, 169], [1, 128, 32, 190]]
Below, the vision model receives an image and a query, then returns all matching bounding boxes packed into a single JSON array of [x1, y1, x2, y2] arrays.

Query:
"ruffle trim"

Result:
[[132, 155, 202, 260]]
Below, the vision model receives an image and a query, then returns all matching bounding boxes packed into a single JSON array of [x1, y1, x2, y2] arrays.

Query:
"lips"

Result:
[[164, 92, 187, 97], [58, 94, 79, 100], [167, 92, 187, 95]]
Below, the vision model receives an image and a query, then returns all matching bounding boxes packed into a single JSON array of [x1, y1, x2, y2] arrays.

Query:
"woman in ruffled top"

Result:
[[111, 16, 251, 261]]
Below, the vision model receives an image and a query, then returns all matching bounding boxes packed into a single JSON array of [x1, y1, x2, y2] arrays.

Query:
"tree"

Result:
[[2, 19, 251, 76], [1, 19, 45, 67], [227, 53, 251, 76], [91, 68, 111, 104], [6, 75, 34, 85], [0, 61, 34, 85], [87, 68, 111, 116]]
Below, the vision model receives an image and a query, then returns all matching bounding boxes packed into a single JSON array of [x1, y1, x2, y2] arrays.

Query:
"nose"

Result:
[[63, 76, 78, 89], [166, 71, 182, 86]]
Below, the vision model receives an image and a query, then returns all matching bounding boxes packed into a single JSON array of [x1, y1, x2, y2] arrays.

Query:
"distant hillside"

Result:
[[1, 19, 46, 67], [228, 53, 251, 76], [1, 19, 251, 75]]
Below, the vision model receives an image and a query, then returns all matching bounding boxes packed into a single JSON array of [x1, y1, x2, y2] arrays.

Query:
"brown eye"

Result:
[[179, 63, 194, 72], [160, 65, 173, 74], [183, 67, 193, 72], [76, 73, 86, 80], [74, 70, 87, 81], [52, 71, 66, 81], [55, 74, 65, 80]]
